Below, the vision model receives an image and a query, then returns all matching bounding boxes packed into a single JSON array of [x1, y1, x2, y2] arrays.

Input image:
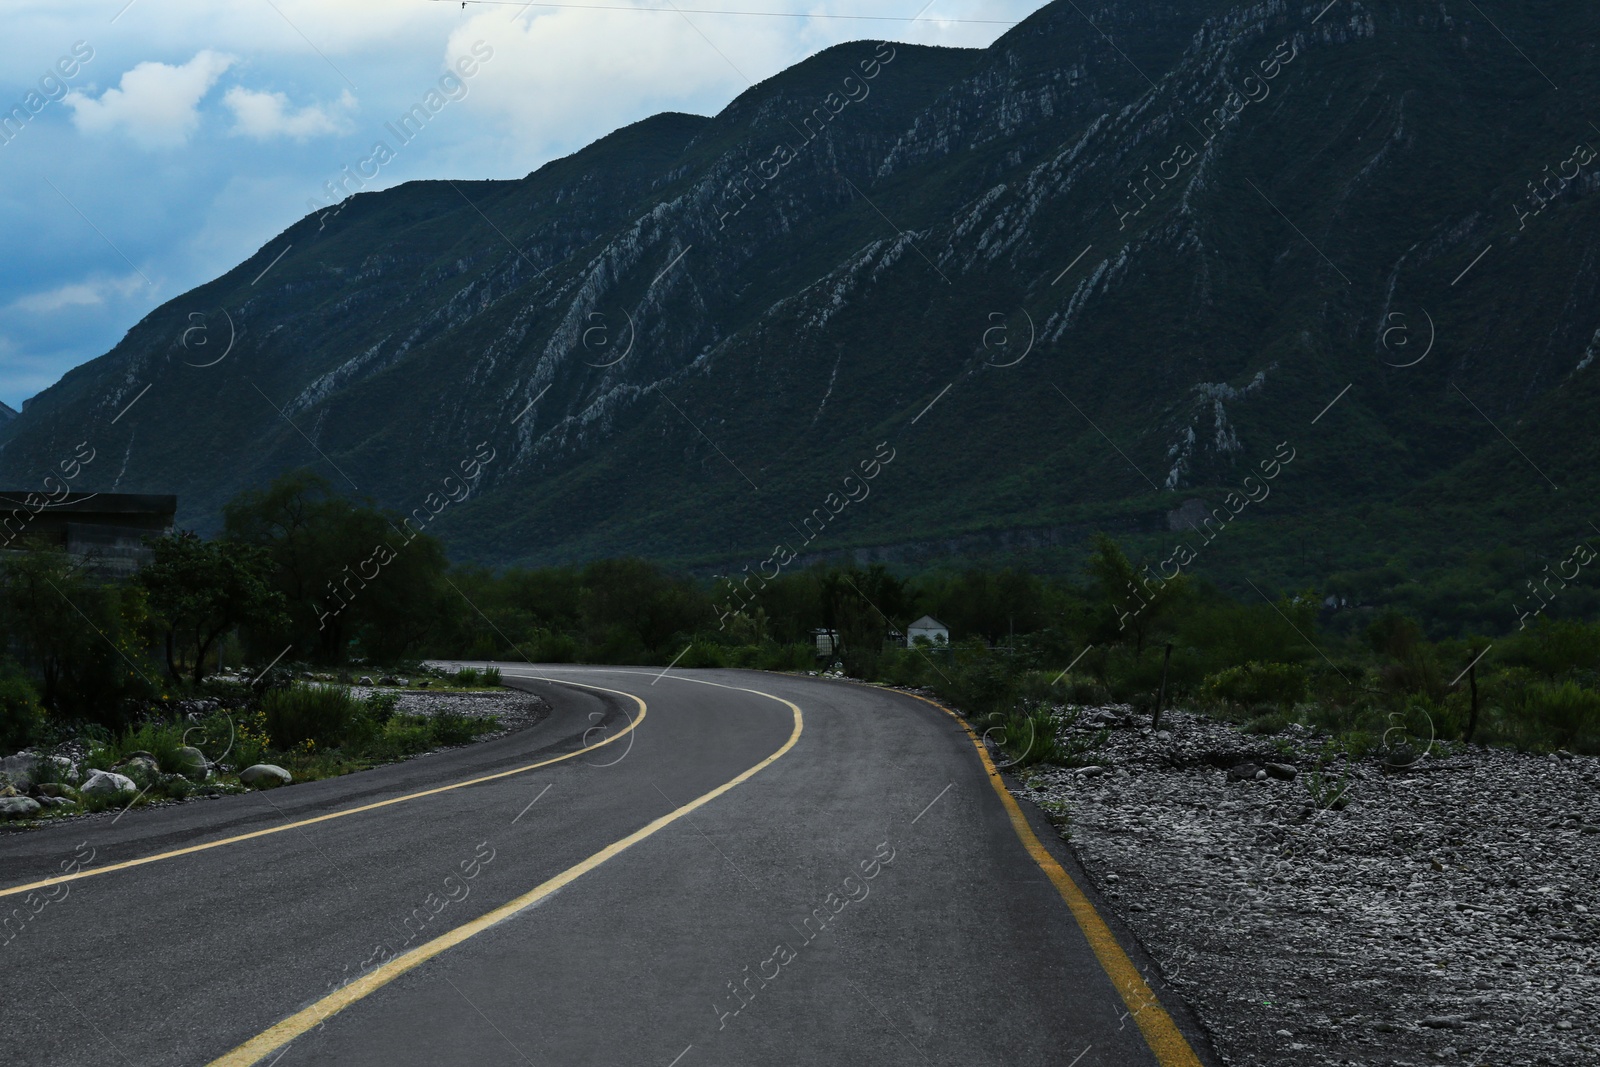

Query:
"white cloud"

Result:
[[9, 273, 150, 315], [65, 50, 235, 148], [224, 86, 355, 140]]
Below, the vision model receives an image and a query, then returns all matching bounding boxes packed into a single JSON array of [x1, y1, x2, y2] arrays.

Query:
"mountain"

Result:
[[2, 0, 1598, 631]]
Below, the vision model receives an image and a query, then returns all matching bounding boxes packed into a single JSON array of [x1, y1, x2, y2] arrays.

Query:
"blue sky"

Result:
[[0, 0, 1041, 411]]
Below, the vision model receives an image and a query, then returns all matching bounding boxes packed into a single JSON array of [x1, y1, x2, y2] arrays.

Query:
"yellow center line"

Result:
[[896, 689, 1203, 1067], [0, 678, 646, 901], [209, 681, 803, 1067]]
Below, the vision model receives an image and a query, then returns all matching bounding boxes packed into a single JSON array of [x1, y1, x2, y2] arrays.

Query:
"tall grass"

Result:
[[262, 684, 374, 747]]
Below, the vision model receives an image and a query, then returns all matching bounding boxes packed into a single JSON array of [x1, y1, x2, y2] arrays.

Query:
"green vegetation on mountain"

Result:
[[1, 1, 1596, 639]]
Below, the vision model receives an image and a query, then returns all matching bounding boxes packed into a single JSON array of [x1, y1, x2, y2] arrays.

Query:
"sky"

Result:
[[0, 0, 1046, 412]]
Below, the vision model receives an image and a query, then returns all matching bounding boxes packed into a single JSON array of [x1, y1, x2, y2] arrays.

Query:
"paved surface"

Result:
[[0, 667, 1212, 1066]]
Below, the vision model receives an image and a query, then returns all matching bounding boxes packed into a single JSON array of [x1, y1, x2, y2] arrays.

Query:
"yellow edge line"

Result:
[[899, 690, 1203, 1067], [0, 679, 647, 901], [208, 682, 803, 1067]]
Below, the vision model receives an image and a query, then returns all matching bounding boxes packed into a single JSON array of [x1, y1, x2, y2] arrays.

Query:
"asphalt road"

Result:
[[0, 667, 1214, 1066]]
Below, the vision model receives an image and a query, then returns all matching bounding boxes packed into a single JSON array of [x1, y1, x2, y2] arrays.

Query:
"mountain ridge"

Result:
[[3, 0, 1598, 632]]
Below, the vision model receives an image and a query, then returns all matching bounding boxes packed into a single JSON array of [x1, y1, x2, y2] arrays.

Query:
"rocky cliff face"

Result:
[[2, 1, 1596, 597]]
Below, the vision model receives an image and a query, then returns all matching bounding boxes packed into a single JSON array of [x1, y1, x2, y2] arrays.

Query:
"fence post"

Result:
[[1152, 642, 1173, 731], [1464, 659, 1480, 744]]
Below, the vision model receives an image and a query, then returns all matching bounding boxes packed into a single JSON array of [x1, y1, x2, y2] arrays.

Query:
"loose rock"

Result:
[[173, 746, 209, 782], [80, 770, 138, 799], [0, 796, 42, 819], [1004, 705, 1600, 1067], [239, 764, 293, 788]]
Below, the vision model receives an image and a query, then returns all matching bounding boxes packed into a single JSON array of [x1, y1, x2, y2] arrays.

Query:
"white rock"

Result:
[[0, 752, 39, 785], [80, 770, 138, 798], [239, 764, 293, 788], [0, 796, 42, 819]]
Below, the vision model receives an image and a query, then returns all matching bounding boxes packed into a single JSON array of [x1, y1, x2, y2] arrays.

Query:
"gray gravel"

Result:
[[349, 686, 549, 742], [1005, 705, 1600, 1066]]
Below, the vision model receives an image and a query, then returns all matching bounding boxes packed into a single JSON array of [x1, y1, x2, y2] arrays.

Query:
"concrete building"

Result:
[[0, 491, 177, 577]]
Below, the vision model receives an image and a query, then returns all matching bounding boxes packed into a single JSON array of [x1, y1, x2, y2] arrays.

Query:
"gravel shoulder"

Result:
[[349, 685, 550, 740], [1002, 705, 1600, 1067]]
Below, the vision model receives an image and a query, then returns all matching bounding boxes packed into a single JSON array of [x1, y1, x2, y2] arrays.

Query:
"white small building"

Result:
[[906, 615, 949, 646]]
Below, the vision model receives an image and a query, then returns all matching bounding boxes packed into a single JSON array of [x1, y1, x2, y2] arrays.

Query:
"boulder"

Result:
[[119, 755, 160, 778], [358, 676, 374, 686], [33, 795, 73, 811], [1265, 762, 1299, 780], [174, 746, 209, 782], [0, 752, 40, 786], [0, 796, 42, 819], [417, 680, 431, 688], [37, 783, 78, 800], [379, 675, 397, 686], [80, 770, 138, 799], [239, 764, 293, 788], [1227, 763, 1265, 782]]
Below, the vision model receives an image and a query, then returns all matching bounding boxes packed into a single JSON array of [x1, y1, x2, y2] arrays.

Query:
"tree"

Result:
[[140, 532, 286, 685], [1086, 533, 1189, 657], [224, 470, 452, 663], [0, 545, 153, 723]]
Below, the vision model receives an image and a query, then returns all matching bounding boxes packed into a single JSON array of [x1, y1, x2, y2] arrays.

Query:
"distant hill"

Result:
[[2, 0, 1597, 632]]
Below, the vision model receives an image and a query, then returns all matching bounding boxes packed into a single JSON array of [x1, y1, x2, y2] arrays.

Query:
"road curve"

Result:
[[0, 667, 1214, 1066]]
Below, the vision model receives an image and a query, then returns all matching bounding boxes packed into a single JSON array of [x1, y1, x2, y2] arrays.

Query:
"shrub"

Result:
[[0, 667, 44, 752], [1521, 680, 1600, 751], [384, 716, 434, 755], [982, 704, 1066, 768], [117, 721, 189, 773], [430, 710, 493, 746], [364, 690, 400, 727], [1205, 662, 1309, 708], [482, 666, 502, 686], [228, 710, 272, 770], [677, 643, 727, 669], [1243, 711, 1291, 735], [453, 668, 482, 687], [262, 684, 374, 747]]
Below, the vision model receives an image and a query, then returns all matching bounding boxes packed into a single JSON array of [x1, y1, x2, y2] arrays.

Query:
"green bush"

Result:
[[1520, 680, 1600, 751], [532, 631, 579, 663], [383, 716, 434, 755], [1243, 710, 1291, 735], [0, 667, 44, 752], [677, 643, 727, 669], [123, 721, 190, 773], [982, 704, 1066, 768], [1205, 662, 1309, 708], [482, 666, 502, 686], [453, 668, 482, 687], [364, 690, 400, 727], [430, 710, 494, 746], [262, 684, 374, 747], [757, 642, 819, 672]]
